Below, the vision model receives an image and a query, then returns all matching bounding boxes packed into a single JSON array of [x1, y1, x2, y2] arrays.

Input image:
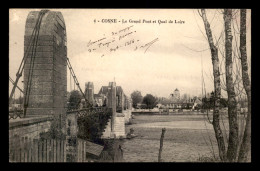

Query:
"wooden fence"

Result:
[[9, 136, 66, 162]]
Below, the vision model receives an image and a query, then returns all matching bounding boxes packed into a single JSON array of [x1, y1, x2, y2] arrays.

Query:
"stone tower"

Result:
[[24, 10, 67, 132], [174, 88, 180, 101], [85, 82, 94, 105], [108, 82, 116, 133]]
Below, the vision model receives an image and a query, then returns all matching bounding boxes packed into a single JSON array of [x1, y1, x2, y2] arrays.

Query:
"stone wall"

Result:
[[124, 110, 132, 123], [9, 116, 53, 142], [113, 114, 125, 137], [102, 114, 126, 139]]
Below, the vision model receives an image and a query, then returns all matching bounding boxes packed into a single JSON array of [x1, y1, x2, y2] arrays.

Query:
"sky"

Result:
[[9, 9, 251, 98]]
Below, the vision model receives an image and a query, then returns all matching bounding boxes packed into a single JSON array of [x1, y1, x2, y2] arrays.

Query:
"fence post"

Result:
[[47, 139, 50, 162], [60, 140, 64, 162], [24, 137, 28, 162], [50, 139, 54, 162], [10, 137, 14, 162], [53, 139, 56, 162], [38, 140, 42, 162], [78, 139, 80, 162], [43, 139, 47, 162], [46, 139, 50, 162], [79, 139, 82, 162], [33, 139, 38, 162], [57, 139, 60, 162], [28, 138, 32, 162], [83, 141, 86, 162], [17, 137, 22, 162], [158, 128, 166, 162], [63, 140, 66, 162], [77, 139, 80, 162], [21, 137, 25, 162], [82, 140, 85, 162], [13, 136, 21, 162]]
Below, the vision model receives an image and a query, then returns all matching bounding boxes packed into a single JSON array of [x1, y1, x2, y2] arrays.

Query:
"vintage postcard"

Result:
[[9, 9, 251, 162]]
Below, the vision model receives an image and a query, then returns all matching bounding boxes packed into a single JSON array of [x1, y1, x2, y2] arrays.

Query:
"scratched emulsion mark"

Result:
[[86, 25, 159, 57]]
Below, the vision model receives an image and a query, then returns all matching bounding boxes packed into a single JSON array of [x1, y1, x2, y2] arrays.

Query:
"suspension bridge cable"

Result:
[[9, 11, 47, 103], [9, 10, 49, 105], [24, 11, 46, 108], [66, 57, 92, 108], [70, 69, 72, 92], [9, 76, 23, 93], [23, 10, 49, 117]]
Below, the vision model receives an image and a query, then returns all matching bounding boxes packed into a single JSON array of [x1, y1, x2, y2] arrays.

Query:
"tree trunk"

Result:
[[224, 9, 239, 162], [238, 9, 251, 162], [201, 9, 227, 161]]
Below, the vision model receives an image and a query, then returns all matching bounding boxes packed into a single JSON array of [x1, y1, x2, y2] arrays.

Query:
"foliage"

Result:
[[202, 91, 228, 109], [39, 121, 66, 140], [68, 90, 83, 110], [142, 94, 158, 109], [131, 90, 143, 108], [220, 98, 228, 108], [77, 108, 112, 143], [12, 96, 23, 104], [158, 98, 171, 106]]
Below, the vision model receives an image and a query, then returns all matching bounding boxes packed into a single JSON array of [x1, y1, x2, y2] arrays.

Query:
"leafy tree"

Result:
[[13, 96, 23, 104], [131, 90, 143, 108], [77, 108, 112, 143], [220, 98, 228, 108], [202, 91, 228, 110], [68, 90, 82, 110], [142, 94, 157, 109]]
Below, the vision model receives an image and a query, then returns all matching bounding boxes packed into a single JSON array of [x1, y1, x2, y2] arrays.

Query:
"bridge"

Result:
[[9, 10, 132, 162]]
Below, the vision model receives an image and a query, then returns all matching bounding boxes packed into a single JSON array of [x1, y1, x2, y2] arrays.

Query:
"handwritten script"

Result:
[[87, 25, 159, 57]]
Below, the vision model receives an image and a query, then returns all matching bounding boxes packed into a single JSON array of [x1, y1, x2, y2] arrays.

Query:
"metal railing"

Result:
[[66, 107, 112, 119], [9, 109, 24, 120]]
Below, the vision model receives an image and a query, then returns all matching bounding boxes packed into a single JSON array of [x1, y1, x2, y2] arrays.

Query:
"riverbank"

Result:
[[122, 114, 219, 162], [132, 109, 215, 115], [122, 113, 250, 162]]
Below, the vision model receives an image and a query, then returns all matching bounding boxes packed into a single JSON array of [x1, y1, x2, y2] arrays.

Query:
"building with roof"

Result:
[[169, 88, 180, 102], [84, 81, 132, 139]]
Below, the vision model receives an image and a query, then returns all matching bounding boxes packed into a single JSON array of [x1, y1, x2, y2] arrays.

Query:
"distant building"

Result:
[[192, 97, 202, 110], [94, 94, 105, 107], [97, 85, 126, 110], [170, 88, 180, 102], [136, 103, 146, 109], [174, 88, 180, 100]]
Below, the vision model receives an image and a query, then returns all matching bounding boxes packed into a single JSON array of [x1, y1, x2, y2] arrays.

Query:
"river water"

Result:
[[121, 114, 220, 162]]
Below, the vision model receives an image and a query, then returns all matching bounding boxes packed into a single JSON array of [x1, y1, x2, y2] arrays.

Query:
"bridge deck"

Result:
[[9, 115, 53, 129]]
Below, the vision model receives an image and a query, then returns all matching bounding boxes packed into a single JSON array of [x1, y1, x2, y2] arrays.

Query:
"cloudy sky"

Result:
[[9, 9, 251, 98]]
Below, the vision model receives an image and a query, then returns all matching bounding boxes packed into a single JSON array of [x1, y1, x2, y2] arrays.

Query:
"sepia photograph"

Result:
[[9, 8, 251, 162]]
